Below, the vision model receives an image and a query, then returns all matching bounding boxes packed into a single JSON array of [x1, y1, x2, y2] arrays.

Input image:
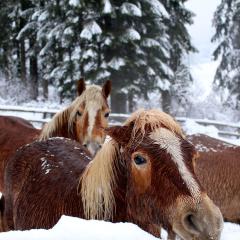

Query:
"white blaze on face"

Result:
[[86, 102, 99, 139], [150, 128, 201, 199]]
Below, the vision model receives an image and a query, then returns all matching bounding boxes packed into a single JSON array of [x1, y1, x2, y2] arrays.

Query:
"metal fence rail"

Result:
[[0, 105, 239, 138]]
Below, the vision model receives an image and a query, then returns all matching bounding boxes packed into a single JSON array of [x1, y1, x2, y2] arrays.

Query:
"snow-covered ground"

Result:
[[0, 215, 240, 240]]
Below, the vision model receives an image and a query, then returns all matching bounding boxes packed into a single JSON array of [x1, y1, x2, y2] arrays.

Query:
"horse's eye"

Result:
[[134, 155, 147, 165], [77, 111, 82, 117], [104, 112, 110, 118]]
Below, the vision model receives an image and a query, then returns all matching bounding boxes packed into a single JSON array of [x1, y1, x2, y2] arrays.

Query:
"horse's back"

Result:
[[4, 138, 91, 230], [0, 115, 34, 129], [187, 133, 236, 152], [190, 134, 240, 223], [0, 116, 40, 192]]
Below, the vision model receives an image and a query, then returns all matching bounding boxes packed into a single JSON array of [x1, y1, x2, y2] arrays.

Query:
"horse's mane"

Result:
[[80, 109, 183, 220], [39, 85, 105, 140], [124, 108, 184, 141]]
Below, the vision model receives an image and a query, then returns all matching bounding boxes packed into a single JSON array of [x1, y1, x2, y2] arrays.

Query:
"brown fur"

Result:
[[0, 195, 4, 232], [39, 80, 111, 145], [188, 133, 240, 223], [0, 116, 40, 192], [0, 80, 111, 192], [2, 110, 223, 240]]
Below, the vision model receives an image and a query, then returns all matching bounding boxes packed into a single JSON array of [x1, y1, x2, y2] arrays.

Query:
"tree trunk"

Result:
[[111, 91, 127, 113], [161, 90, 171, 114], [42, 78, 48, 99], [29, 36, 38, 100], [128, 91, 135, 113], [20, 39, 26, 83]]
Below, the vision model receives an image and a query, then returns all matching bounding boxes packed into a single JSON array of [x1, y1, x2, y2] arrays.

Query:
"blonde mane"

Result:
[[80, 108, 184, 220], [80, 139, 119, 220], [125, 109, 184, 145], [39, 85, 106, 141]]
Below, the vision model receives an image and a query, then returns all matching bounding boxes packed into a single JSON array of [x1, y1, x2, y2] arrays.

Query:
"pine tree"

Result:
[[0, 0, 195, 112], [212, 0, 240, 109], [160, 0, 196, 114]]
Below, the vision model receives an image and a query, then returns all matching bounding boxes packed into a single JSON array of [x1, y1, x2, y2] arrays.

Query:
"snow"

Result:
[[69, 0, 80, 7], [108, 57, 125, 70], [183, 119, 219, 138], [102, 0, 112, 14], [80, 21, 102, 40], [0, 216, 158, 240], [38, 11, 48, 22], [123, 28, 141, 41], [143, 0, 169, 18], [186, 0, 221, 102], [189, 58, 220, 102], [0, 215, 239, 240], [183, 118, 240, 146], [64, 27, 73, 35], [120, 3, 142, 17], [142, 38, 160, 48]]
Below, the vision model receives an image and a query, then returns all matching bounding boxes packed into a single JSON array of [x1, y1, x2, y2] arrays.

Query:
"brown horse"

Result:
[[0, 79, 111, 192], [187, 133, 240, 224], [0, 116, 40, 193], [2, 109, 223, 240]]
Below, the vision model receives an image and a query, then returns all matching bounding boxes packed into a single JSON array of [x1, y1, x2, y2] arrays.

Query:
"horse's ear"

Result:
[[102, 80, 111, 99], [77, 78, 86, 96], [105, 125, 131, 146]]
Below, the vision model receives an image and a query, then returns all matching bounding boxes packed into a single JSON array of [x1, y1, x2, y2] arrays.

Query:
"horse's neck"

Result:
[[112, 154, 128, 222], [40, 107, 76, 140]]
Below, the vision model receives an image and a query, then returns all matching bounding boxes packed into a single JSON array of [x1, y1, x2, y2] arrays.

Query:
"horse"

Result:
[[187, 133, 240, 224], [0, 116, 40, 193], [0, 79, 111, 192], [1, 109, 223, 240]]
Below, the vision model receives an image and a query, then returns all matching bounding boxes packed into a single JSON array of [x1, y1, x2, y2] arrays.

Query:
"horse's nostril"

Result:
[[83, 144, 87, 148], [183, 213, 200, 234]]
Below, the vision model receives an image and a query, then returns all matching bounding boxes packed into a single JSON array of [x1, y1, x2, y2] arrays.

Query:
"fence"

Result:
[[0, 105, 240, 138]]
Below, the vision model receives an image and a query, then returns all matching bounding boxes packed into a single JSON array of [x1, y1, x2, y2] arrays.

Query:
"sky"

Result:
[[185, 0, 221, 101]]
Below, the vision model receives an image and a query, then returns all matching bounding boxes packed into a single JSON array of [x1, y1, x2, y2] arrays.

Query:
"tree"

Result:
[[212, 0, 240, 110], [160, 0, 196, 114], [0, 0, 196, 112]]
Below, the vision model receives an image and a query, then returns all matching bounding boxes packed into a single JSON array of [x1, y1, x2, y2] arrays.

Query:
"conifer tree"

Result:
[[212, 0, 240, 109]]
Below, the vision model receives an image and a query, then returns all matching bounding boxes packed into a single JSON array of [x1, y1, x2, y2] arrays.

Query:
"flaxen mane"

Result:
[[39, 85, 106, 140], [80, 109, 183, 220]]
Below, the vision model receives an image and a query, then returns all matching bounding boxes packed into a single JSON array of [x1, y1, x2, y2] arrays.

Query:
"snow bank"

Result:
[[183, 118, 240, 146], [0, 216, 239, 239], [183, 119, 219, 137], [0, 216, 158, 240]]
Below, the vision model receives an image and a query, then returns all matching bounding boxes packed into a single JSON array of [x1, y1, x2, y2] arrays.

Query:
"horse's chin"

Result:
[[86, 142, 102, 157]]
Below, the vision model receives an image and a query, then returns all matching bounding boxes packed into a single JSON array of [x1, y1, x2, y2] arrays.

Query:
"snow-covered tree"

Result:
[[212, 0, 240, 110], [160, 0, 196, 113], [0, 0, 196, 113]]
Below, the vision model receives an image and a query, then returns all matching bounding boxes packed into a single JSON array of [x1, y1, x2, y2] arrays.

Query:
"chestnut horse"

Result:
[[187, 133, 240, 224], [2, 109, 223, 240], [0, 79, 111, 192], [0, 116, 40, 193]]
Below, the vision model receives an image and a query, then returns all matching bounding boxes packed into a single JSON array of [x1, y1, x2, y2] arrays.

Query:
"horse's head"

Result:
[[106, 109, 223, 240], [70, 78, 111, 155]]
